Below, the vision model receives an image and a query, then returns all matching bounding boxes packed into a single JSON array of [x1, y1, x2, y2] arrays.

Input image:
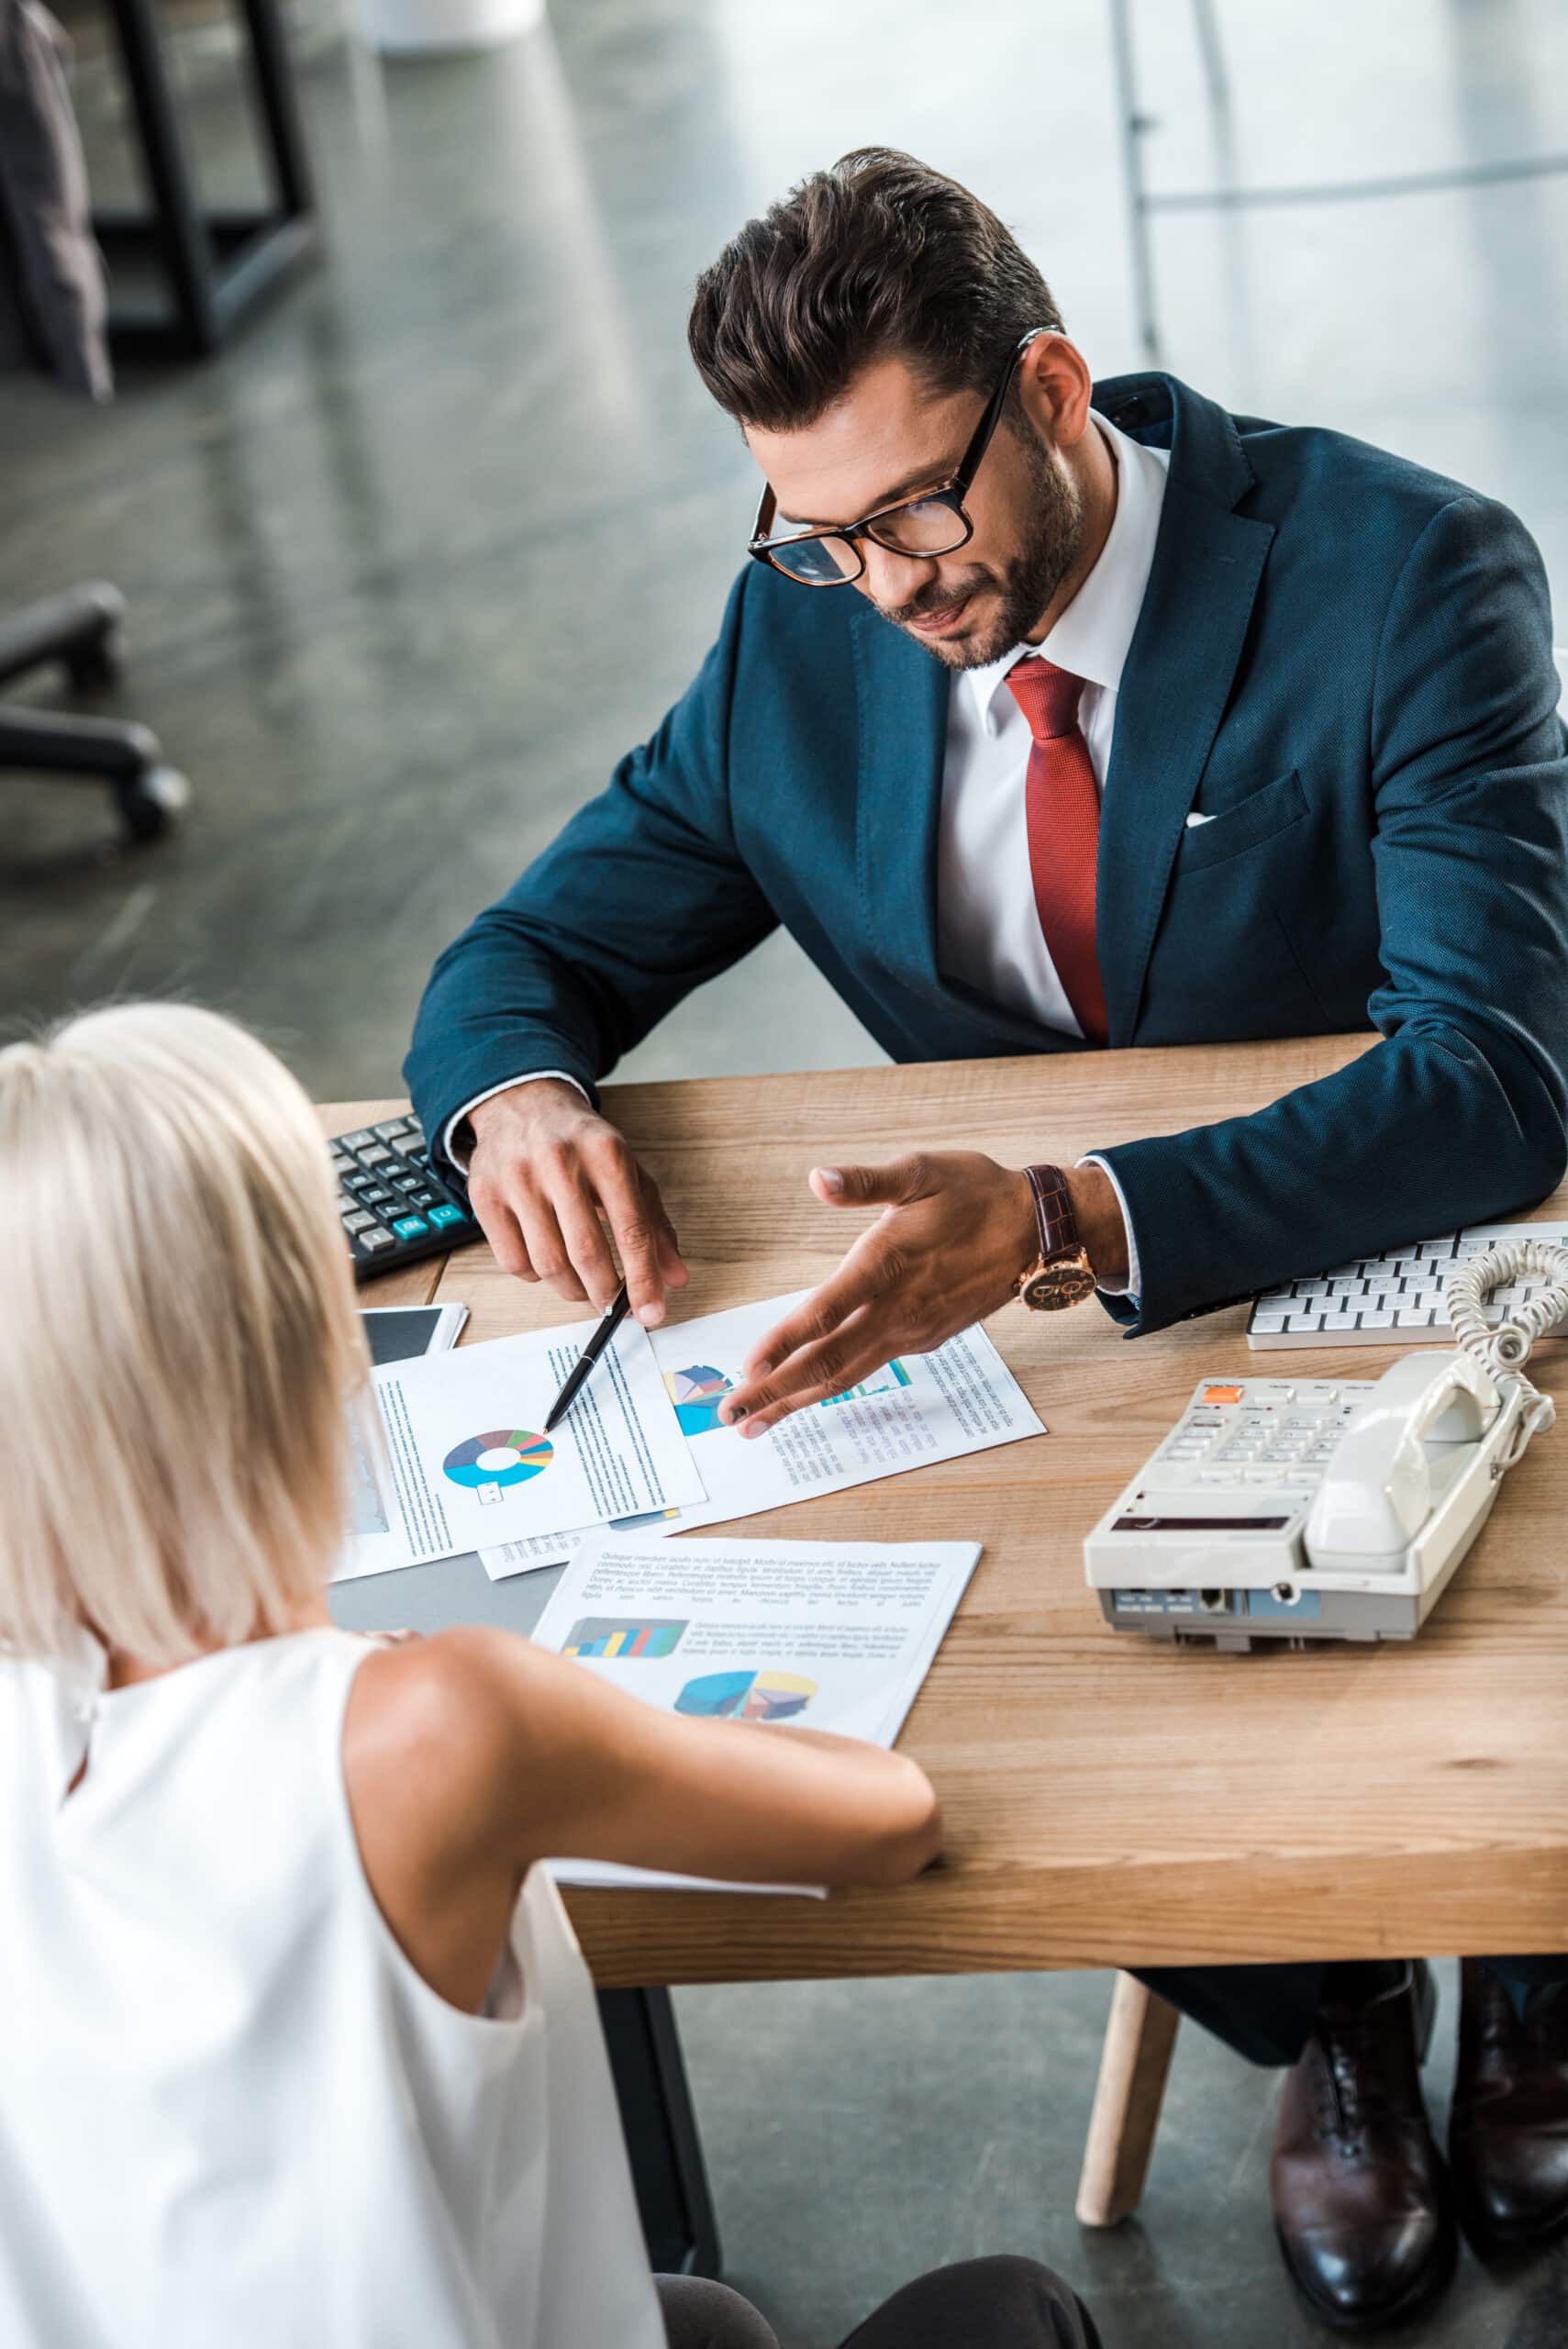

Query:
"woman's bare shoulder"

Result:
[[342, 1627, 571, 1858]]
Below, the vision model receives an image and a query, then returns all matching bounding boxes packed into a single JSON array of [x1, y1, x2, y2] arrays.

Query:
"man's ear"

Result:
[[1018, 332, 1095, 451]]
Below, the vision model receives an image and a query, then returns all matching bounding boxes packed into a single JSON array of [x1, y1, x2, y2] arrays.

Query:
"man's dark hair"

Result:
[[687, 148, 1063, 432]]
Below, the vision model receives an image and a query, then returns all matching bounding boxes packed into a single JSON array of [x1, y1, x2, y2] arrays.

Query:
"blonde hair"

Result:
[[0, 1004, 368, 1666]]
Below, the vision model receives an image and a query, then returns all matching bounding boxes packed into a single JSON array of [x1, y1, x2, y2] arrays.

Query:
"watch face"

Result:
[[1019, 1259, 1098, 1312]]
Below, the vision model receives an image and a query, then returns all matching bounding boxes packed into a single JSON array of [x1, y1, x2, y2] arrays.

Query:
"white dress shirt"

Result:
[[449, 416, 1172, 1299]]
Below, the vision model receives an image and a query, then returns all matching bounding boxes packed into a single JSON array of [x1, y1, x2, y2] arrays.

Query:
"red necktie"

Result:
[[1005, 656, 1109, 1047]]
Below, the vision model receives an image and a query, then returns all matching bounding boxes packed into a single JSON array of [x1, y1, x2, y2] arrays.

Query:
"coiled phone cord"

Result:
[[1443, 1239, 1568, 1464]]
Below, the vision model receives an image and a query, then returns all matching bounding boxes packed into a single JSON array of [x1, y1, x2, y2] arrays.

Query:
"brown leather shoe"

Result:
[[1450, 1958, 1568, 2249], [1271, 1962, 1456, 2330]]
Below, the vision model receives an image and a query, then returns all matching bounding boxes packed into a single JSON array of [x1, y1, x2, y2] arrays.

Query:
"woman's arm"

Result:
[[344, 1627, 940, 2006]]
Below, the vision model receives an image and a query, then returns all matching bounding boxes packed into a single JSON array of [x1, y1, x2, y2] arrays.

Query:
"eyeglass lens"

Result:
[[768, 495, 970, 584]]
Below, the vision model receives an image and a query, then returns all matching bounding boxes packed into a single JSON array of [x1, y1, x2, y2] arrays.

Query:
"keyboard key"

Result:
[[357, 1227, 395, 1253], [1396, 1308, 1436, 1327], [1286, 1313, 1324, 1332], [391, 1215, 429, 1241]]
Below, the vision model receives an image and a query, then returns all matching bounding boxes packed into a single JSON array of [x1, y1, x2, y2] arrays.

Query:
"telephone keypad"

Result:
[[1139, 1380, 1375, 1501]]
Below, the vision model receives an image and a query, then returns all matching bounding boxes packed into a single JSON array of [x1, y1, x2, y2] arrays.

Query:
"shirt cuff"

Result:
[[442, 1071, 591, 1173], [1076, 1152, 1141, 1302]]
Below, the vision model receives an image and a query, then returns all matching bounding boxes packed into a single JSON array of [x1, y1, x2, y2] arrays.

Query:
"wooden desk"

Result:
[[325, 1035, 1568, 1991]]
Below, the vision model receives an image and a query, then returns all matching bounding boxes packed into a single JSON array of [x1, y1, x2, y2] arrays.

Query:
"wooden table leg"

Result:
[[1074, 1974, 1182, 2228]]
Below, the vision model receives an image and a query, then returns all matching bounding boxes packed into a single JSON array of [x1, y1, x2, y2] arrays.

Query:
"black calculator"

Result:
[[331, 1113, 484, 1282]]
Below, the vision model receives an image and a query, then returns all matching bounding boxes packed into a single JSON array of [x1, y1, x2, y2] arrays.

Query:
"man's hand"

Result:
[[463, 1081, 688, 1326], [717, 1152, 1129, 1436], [717, 1151, 1037, 1436]]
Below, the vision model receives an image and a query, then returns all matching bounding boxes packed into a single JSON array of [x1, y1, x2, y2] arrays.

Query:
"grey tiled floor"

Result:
[[4, 1, 1567, 2340]]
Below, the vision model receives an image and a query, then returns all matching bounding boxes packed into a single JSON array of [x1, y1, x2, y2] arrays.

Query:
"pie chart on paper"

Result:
[[442, 1429, 554, 1490]]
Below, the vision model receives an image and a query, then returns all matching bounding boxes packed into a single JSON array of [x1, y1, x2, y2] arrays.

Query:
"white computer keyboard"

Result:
[[1246, 1220, 1568, 1349]]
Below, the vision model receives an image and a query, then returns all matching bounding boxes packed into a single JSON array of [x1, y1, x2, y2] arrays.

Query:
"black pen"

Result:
[[543, 1282, 631, 1433]]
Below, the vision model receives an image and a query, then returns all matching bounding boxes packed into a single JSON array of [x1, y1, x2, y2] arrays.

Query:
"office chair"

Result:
[[0, 582, 188, 841]]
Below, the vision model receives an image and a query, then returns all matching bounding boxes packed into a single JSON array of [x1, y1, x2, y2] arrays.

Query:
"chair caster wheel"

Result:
[[117, 763, 190, 841]]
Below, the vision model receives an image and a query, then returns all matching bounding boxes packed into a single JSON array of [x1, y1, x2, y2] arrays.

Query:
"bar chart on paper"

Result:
[[562, 1617, 686, 1659]]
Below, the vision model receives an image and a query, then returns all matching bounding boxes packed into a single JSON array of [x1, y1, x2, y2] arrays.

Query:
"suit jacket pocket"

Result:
[[1177, 769, 1309, 874]]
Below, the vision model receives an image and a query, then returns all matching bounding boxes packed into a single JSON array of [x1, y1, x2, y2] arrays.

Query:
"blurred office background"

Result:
[[3, 2, 1565, 2341]]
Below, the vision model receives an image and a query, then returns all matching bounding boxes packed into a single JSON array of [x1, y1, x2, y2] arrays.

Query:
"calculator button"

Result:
[[340, 1130, 374, 1150], [356, 1144, 393, 1167], [360, 1186, 394, 1207], [390, 1172, 421, 1193], [342, 1210, 374, 1234], [357, 1227, 395, 1254], [392, 1215, 429, 1241], [428, 1202, 466, 1229], [373, 1119, 412, 1140]]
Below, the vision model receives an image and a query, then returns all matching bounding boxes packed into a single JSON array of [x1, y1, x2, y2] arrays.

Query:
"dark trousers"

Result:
[[1137, 1954, 1568, 2068], [656, 2256, 1102, 2349]]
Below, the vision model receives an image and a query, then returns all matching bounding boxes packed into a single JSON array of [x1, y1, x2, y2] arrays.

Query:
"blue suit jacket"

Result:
[[406, 373, 1568, 1335]]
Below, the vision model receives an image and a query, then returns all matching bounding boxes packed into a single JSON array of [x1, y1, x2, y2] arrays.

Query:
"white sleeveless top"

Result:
[[0, 1626, 665, 2349]]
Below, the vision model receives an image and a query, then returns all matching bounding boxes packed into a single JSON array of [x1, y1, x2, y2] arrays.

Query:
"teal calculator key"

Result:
[[391, 1215, 429, 1241], [428, 1203, 466, 1229]]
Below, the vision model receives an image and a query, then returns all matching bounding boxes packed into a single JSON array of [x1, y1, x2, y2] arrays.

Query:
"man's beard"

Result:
[[879, 424, 1086, 671]]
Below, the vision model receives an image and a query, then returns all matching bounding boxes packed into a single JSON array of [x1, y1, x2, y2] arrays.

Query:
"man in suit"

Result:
[[408, 150, 1568, 2327]]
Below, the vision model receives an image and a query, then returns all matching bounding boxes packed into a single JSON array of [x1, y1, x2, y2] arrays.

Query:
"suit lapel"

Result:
[[850, 607, 951, 1000], [1095, 377, 1275, 1044]]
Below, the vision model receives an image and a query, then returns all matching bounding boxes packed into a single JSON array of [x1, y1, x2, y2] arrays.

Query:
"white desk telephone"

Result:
[[1084, 1241, 1567, 1647]]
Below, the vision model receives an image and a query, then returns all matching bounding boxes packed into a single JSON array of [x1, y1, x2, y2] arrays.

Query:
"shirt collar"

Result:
[[963, 413, 1171, 733]]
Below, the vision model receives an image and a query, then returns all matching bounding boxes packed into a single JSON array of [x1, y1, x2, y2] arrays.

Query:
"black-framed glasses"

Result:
[[747, 328, 1051, 587]]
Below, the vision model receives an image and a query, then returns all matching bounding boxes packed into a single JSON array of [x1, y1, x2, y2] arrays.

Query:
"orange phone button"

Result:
[[1202, 1384, 1245, 1405]]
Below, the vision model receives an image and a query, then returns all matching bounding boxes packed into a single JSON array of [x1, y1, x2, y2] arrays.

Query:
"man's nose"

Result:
[[857, 540, 939, 609]]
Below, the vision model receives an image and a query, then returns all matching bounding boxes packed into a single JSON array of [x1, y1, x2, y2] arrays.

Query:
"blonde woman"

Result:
[[0, 1003, 1100, 2349]]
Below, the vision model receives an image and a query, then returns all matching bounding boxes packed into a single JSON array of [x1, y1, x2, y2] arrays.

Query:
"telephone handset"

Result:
[[1084, 1241, 1568, 1647], [1304, 1348, 1510, 1570]]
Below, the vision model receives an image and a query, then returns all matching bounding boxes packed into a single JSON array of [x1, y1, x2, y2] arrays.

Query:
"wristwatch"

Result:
[[1014, 1163, 1098, 1311]]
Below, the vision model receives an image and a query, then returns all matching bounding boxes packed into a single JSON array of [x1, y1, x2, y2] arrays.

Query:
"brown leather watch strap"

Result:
[[1024, 1163, 1080, 1263]]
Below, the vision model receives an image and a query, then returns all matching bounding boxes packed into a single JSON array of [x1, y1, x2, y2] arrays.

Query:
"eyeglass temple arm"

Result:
[[951, 326, 1051, 496]]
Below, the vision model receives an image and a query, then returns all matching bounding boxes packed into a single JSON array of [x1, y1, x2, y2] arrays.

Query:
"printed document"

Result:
[[480, 1290, 1042, 1581], [533, 1533, 980, 1895], [335, 1318, 706, 1580]]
